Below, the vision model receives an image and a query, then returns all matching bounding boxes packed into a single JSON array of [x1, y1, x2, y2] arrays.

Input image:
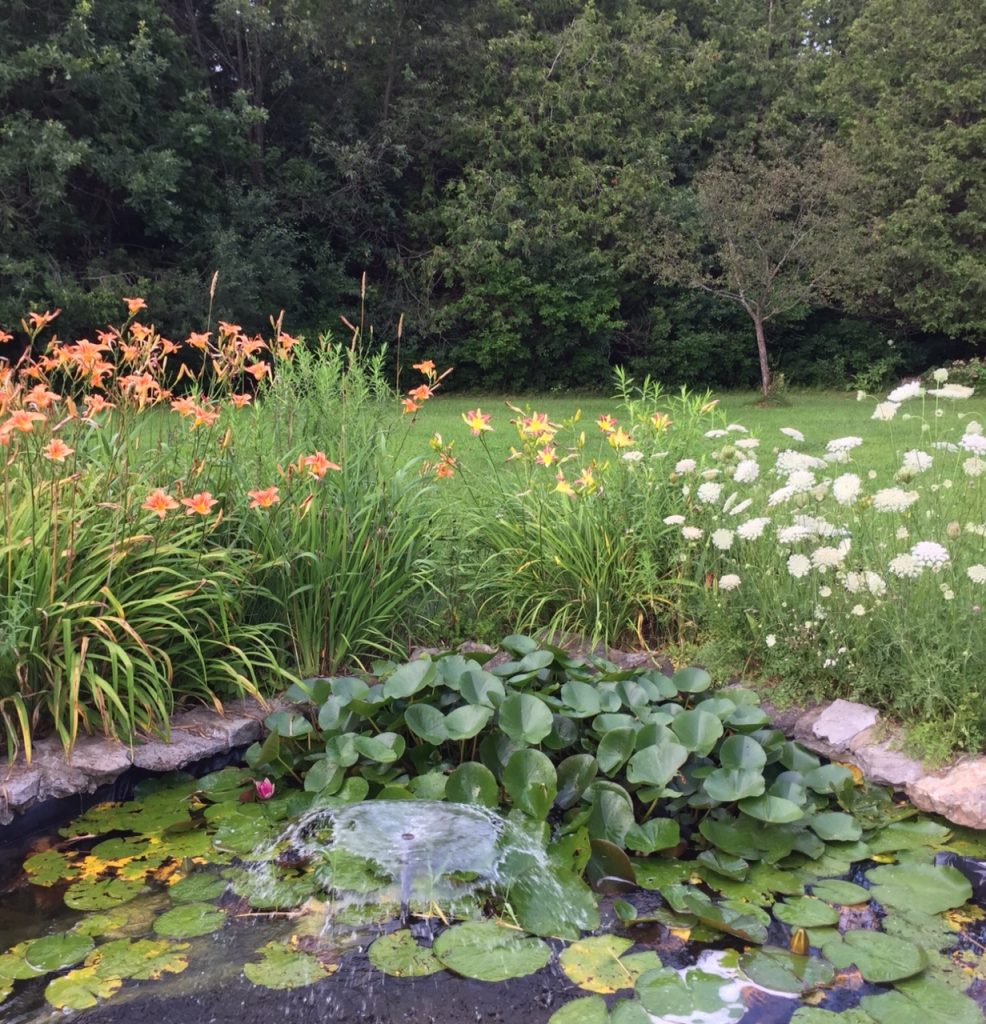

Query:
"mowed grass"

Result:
[[405, 390, 986, 480]]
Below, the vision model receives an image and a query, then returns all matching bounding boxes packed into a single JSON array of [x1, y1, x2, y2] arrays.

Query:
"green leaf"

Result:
[[738, 795, 805, 824], [671, 708, 724, 755], [353, 731, 406, 763], [404, 704, 448, 745], [446, 762, 499, 807], [368, 930, 443, 977], [504, 748, 557, 819], [636, 966, 744, 1022], [517, 649, 555, 672], [25, 933, 94, 972], [152, 902, 226, 939], [501, 635, 539, 656], [597, 728, 637, 775], [444, 704, 493, 741], [498, 693, 554, 745], [586, 785, 636, 846], [556, 754, 598, 809], [809, 879, 870, 905], [383, 659, 436, 699], [244, 941, 334, 989], [671, 667, 712, 693], [860, 975, 983, 1024], [773, 897, 840, 928], [548, 996, 609, 1024], [459, 669, 506, 708], [168, 874, 227, 904], [865, 862, 972, 915], [23, 848, 79, 887], [509, 866, 601, 939], [718, 734, 768, 771], [703, 768, 766, 803], [64, 878, 146, 912], [89, 938, 190, 980], [45, 966, 122, 1010], [809, 811, 862, 841], [625, 819, 680, 854], [264, 710, 313, 738], [803, 764, 854, 794], [867, 819, 952, 855], [821, 930, 928, 983], [626, 741, 689, 788], [561, 681, 602, 717], [738, 947, 835, 994], [559, 935, 638, 993], [432, 921, 551, 982]]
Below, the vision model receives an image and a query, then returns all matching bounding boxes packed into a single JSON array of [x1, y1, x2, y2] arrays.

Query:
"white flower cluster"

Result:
[[872, 488, 920, 512]]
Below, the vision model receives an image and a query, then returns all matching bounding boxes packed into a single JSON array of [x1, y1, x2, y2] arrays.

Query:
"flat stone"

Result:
[[67, 736, 133, 784], [907, 758, 986, 830], [807, 699, 879, 751], [168, 707, 264, 748], [130, 728, 232, 772], [849, 731, 924, 788], [0, 763, 44, 824]]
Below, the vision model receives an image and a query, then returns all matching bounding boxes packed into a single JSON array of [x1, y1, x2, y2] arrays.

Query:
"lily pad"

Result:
[[64, 877, 146, 911], [548, 996, 609, 1024], [860, 975, 983, 1024], [244, 941, 335, 990], [809, 812, 862, 842], [867, 820, 952, 855], [25, 932, 95, 972], [87, 938, 190, 980], [773, 897, 840, 928], [368, 930, 443, 977], [498, 694, 554, 745], [168, 873, 227, 903], [636, 966, 744, 1023], [809, 879, 870, 905], [791, 1010, 877, 1024], [432, 921, 551, 982], [865, 863, 972, 915], [738, 947, 835, 994], [45, 966, 122, 1010], [152, 902, 226, 938], [821, 930, 928, 983], [560, 936, 652, 993], [23, 848, 79, 887]]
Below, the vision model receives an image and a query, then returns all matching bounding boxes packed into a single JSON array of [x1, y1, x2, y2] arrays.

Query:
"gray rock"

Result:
[[849, 730, 924, 788], [130, 729, 230, 772], [66, 736, 133, 785], [907, 758, 986, 830], [0, 764, 43, 824], [807, 699, 879, 751]]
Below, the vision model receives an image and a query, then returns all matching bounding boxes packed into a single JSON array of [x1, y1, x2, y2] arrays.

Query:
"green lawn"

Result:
[[404, 389, 986, 480]]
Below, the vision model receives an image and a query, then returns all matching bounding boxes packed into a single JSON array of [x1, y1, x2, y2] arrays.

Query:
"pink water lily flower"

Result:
[[253, 777, 275, 800]]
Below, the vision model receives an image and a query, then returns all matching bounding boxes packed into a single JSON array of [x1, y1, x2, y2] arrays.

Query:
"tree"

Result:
[[653, 142, 867, 396]]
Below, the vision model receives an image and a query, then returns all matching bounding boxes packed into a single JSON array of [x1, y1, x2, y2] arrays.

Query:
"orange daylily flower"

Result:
[[191, 404, 219, 429], [554, 472, 575, 496], [575, 466, 597, 491], [170, 396, 198, 417], [412, 360, 435, 376], [26, 309, 60, 331], [142, 488, 180, 519], [84, 394, 115, 416], [303, 451, 341, 479], [42, 438, 74, 462], [186, 331, 211, 351], [181, 491, 218, 516], [276, 332, 299, 356], [248, 486, 280, 509], [650, 412, 672, 430], [25, 385, 61, 410], [217, 321, 242, 338], [700, 399, 719, 414], [0, 329, 12, 344], [407, 384, 433, 402], [122, 297, 147, 315], [243, 360, 269, 381], [230, 393, 252, 409], [435, 453, 457, 479], [462, 408, 492, 436], [608, 428, 633, 449], [401, 398, 420, 414], [2, 409, 46, 434], [597, 414, 617, 433]]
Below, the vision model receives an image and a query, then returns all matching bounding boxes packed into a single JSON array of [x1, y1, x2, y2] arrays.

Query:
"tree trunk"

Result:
[[753, 314, 770, 396]]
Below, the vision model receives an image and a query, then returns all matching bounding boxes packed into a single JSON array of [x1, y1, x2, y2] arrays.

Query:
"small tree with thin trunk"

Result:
[[656, 142, 866, 397]]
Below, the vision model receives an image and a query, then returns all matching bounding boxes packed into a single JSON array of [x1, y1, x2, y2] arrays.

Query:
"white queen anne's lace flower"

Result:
[[960, 433, 986, 455], [812, 546, 847, 570], [963, 457, 986, 477], [737, 517, 770, 540], [711, 528, 734, 551], [787, 469, 816, 493], [887, 381, 925, 403], [928, 384, 974, 399], [832, 473, 861, 505], [622, 450, 644, 462], [967, 564, 986, 584], [871, 402, 899, 422], [888, 553, 922, 579], [780, 427, 805, 442], [734, 459, 759, 483], [681, 526, 703, 541], [675, 458, 696, 474], [902, 450, 933, 474], [827, 436, 863, 453], [932, 368, 949, 383], [735, 437, 760, 450], [872, 487, 919, 512], [910, 540, 949, 569], [726, 498, 753, 517], [663, 514, 685, 525], [787, 553, 812, 578], [718, 573, 741, 591], [697, 482, 723, 505]]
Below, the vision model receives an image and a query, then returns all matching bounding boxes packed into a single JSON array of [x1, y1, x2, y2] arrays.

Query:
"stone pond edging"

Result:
[[2, 653, 985, 831]]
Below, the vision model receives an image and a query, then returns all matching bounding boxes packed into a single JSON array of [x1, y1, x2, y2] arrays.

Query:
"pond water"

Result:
[[1, 769, 985, 1024]]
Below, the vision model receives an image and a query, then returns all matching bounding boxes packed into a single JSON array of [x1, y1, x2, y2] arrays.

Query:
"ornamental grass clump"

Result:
[[659, 378, 986, 751]]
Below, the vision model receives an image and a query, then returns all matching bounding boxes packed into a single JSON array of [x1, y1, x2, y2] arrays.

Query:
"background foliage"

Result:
[[1, 0, 982, 388]]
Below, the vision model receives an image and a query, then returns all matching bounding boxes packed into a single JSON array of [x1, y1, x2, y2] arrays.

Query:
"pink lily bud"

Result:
[[253, 777, 275, 800]]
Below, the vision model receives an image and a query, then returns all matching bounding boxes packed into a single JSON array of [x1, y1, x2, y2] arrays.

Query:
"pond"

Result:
[[2, 641, 986, 1024]]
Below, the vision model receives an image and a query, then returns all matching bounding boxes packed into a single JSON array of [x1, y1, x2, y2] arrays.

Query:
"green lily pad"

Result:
[[23, 848, 79, 887], [773, 897, 840, 928], [446, 761, 499, 807], [432, 921, 551, 982], [809, 879, 870, 905], [867, 820, 952, 855], [739, 795, 805, 824], [809, 812, 862, 842], [865, 863, 972, 915], [152, 902, 226, 939], [0, 947, 47, 981], [244, 941, 335, 989], [86, 937, 190, 980], [625, 818, 680, 854], [821, 930, 928, 983], [368, 930, 443, 977], [25, 932, 95, 972], [64, 877, 146, 911], [504, 748, 557, 819], [738, 947, 835, 994], [499, 694, 554, 745], [636, 966, 744, 1022], [791, 1010, 878, 1024], [548, 996, 609, 1024], [168, 873, 227, 903], [45, 966, 122, 1009], [560, 936, 643, 993], [860, 975, 983, 1024]]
